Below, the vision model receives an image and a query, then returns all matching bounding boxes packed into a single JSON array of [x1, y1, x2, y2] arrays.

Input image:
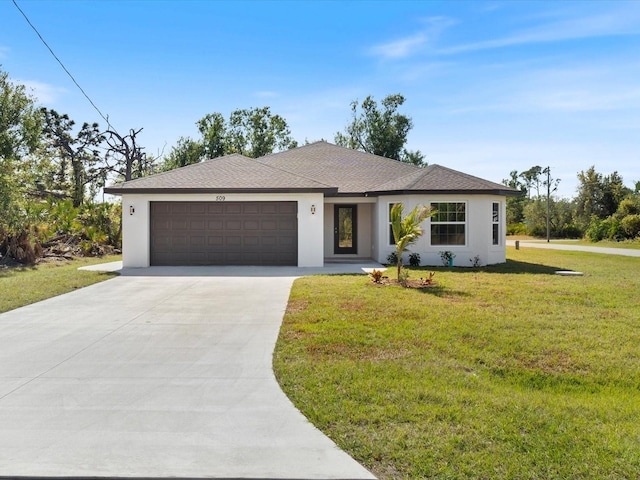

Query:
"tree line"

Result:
[[1, 64, 421, 264], [504, 166, 640, 241], [2, 62, 638, 266]]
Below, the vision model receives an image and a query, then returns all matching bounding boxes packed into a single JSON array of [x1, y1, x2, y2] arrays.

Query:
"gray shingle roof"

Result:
[[104, 153, 336, 194], [370, 164, 518, 194], [256, 141, 419, 194], [105, 141, 520, 196]]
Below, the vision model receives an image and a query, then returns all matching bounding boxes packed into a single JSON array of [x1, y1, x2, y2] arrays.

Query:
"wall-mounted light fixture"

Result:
[[310, 204, 316, 215], [129, 205, 135, 215]]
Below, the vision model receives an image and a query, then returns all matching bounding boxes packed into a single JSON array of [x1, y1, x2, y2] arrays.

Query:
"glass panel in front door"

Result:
[[334, 205, 357, 254], [338, 207, 353, 248]]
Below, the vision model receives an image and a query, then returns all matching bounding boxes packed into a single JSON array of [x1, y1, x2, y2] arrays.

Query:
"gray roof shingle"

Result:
[[104, 153, 336, 194]]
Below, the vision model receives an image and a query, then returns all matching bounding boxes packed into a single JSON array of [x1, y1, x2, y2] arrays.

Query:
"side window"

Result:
[[388, 203, 397, 245], [492, 202, 500, 245], [430, 202, 466, 246]]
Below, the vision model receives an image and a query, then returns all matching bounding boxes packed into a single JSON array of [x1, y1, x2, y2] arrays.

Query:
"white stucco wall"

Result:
[[375, 195, 508, 267], [120, 192, 325, 268]]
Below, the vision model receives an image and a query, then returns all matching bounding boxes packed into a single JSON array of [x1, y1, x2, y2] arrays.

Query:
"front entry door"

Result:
[[334, 204, 357, 254]]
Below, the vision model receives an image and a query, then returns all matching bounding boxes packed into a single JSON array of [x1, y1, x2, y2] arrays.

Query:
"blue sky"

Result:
[[1, 0, 639, 198]]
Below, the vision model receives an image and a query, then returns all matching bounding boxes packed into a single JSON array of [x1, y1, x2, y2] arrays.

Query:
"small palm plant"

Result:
[[390, 203, 435, 281]]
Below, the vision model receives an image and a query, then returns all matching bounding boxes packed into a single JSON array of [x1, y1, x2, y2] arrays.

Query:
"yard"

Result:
[[0, 256, 120, 313], [274, 247, 640, 479]]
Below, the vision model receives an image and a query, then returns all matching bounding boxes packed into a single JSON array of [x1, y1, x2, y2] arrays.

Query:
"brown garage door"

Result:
[[150, 201, 298, 266]]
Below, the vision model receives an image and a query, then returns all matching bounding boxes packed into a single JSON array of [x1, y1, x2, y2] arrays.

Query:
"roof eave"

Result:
[[366, 189, 522, 196], [103, 187, 338, 195]]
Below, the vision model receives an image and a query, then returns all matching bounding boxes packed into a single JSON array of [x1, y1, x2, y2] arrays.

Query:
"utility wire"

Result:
[[12, 0, 115, 132]]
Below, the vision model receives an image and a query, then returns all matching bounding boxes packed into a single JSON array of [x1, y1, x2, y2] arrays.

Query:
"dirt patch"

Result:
[[368, 278, 438, 290]]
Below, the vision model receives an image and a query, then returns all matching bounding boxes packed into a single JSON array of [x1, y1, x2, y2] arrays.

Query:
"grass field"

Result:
[[0, 256, 121, 313], [274, 248, 640, 479], [509, 236, 640, 249]]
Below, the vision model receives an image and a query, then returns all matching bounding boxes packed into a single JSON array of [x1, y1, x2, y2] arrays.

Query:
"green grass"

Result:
[[274, 248, 640, 479], [0, 256, 121, 313]]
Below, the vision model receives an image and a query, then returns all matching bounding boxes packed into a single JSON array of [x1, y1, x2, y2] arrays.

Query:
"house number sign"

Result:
[[215, 195, 226, 201]]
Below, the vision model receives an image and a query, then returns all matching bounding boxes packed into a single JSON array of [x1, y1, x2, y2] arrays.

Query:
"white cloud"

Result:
[[17, 79, 66, 104], [369, 16, 457, 60], [370, 32, 427, 60], [439, 8, 640, 55]]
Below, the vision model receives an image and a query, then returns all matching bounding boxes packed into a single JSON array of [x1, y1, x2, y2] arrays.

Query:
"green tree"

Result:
[[575, 167, 631, 227], [159, 136, 204, 172], [196, 112, 227, 159], [390, 203, 434, 281], [40, 108, 104, 207], [335, 93, 425, 165], [520, 166, 543, 199], [161, 107, 297, 171], [502, 170, 528, 225], [601, 171, 630, 218], [0, 67, 42, 232], [226, 106, 297, 158]]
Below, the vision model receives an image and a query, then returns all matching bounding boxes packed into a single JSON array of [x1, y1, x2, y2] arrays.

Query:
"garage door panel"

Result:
[[207, 203, 224, 214], [207, 236, 224, 246], [170, 219, 188, 229], [189, 220, 206, 230], [189, 203, 206, 214], [243, 204, 260, 214], [225, 220, 242, 230], [151, 201, 297, 266], [225, 204, 242, 215], [278, 203, 297, 215], [261, 220, 277, 230], [243, 220, 259, 230]]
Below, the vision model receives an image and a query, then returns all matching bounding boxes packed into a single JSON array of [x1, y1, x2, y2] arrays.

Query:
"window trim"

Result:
[[430, 201, 467, 247]]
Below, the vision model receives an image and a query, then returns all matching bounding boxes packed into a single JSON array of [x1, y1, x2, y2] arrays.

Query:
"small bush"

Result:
[[439, 250, 456, 267], [386, 252, 399, 265], [408, 252, 421, 267], [621, 214, 640, 238], [585, 217, 624, 242], [507, 222, 527, 235]]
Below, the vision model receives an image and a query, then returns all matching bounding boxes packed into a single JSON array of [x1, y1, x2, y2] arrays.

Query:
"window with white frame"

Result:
[[492, 202, 500, 245], [430, 202, 466, 246], [388, 202, 398, 245]]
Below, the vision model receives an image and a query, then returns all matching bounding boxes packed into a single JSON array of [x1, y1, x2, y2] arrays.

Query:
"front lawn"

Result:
[[274, 248, 640, 479], [0, 256, 121, 313]]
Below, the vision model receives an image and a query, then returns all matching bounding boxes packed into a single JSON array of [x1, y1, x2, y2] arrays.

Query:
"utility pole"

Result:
[[543, 167, 560, 243], [546, 167, 551, 243]]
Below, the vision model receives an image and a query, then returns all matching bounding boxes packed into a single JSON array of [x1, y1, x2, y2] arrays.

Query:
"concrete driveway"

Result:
[[0, 265, 378, 479]]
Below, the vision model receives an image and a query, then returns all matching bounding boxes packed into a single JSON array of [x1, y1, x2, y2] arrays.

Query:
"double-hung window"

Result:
[[430, 202, 466, 246]]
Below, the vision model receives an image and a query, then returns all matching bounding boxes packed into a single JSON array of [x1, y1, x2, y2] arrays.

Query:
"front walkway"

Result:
[[0, 267, 377, 478]]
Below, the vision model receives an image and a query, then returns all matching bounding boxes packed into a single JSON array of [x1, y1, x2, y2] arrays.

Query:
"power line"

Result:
[[12, 0, 115, 132]]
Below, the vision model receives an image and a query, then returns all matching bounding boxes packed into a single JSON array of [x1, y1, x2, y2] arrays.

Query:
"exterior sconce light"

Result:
[[129, 205, 135, 215], [310, 204, 316, 215]]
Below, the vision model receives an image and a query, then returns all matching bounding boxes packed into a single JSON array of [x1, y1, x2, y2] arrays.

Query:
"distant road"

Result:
[[506, 240, 640, 258]]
